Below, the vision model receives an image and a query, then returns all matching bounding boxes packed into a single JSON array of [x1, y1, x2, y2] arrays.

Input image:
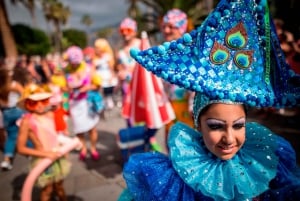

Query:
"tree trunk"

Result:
[[30, 9, 37, 28], [53, 20, 61, 53], [0, 0, 17, 58]]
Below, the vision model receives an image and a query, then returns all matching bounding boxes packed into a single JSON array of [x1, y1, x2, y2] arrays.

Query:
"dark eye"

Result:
[[233, 123, 245, 130], [207, 124, 224, 130]]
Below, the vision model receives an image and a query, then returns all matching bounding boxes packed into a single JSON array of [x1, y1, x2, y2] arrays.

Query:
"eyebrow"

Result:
[[206, 117, 245, 123]]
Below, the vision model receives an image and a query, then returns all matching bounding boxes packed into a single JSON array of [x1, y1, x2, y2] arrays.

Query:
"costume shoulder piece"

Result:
[[130, 0, 300, 109]]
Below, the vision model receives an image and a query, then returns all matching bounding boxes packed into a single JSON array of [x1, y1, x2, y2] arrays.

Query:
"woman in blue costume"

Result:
[[119, 0, 300, 200]]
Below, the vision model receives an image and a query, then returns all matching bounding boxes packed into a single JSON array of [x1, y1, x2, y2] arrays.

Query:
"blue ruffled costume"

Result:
[[120, 122, 300, 201]]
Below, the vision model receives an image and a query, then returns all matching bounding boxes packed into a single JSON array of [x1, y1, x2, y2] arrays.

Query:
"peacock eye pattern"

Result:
[[210, 22, 253, 69]]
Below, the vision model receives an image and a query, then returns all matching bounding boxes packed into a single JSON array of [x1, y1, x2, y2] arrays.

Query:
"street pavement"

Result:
[[0, 106, 299, 201]]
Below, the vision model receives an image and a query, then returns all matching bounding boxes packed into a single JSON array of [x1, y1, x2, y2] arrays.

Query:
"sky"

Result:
[[5, 0, 129, 31]]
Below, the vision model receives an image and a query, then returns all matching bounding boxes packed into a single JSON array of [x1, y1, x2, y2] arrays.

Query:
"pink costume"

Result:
[[24, 113, 70, 188]]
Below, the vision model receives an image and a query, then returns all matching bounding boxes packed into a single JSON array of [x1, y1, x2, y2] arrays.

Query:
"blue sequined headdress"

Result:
[[130, 0, 300, 126]]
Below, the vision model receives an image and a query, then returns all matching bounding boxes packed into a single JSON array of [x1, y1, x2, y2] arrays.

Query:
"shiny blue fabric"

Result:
[[123, 152, 212, 201], [261, 135, 300, 200], [122, 122, 300, 201]]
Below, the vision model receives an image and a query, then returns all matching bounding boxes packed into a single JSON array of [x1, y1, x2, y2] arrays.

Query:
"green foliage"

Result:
[[12, 24, 51, 56], [96, 27, 114, 38], [62, 29, 87, 50], [81, 14, 93, 27]]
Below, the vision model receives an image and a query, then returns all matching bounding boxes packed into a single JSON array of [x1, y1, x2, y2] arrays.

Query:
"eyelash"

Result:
[[207, 124, 223, 130], [233, 123, 245, 129], [207, 123, 245, 130]]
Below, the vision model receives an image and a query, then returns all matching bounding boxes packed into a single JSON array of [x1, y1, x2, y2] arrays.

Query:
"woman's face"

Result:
[[198, 103, 246, 160], [162, 23, 183, 42], [95, 47, 103, 56]]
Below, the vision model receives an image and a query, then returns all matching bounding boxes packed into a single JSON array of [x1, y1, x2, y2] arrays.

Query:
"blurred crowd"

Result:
[[274, 18, 300, 75]]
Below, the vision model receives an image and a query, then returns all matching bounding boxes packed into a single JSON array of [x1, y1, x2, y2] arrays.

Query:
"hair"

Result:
[[0, 68, 11, 101], [65, 46, 83, 65], [119, 17, 137, 32], [94, 38, 115, 69], [12, 67, 32, 86], [163, 8, 188, 34]]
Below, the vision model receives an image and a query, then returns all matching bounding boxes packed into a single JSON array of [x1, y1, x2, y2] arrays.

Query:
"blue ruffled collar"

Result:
[[168, 122, 279, 200]]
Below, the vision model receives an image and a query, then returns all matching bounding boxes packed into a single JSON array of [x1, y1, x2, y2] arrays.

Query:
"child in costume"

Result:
[[47, 83, 69, 137], [119, 0, 300, 200], [17, 84, 71, 201], [50, 62, 70, 112]]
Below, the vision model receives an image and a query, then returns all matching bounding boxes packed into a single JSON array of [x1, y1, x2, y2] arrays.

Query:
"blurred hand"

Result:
[[44, 151, 62, 161]]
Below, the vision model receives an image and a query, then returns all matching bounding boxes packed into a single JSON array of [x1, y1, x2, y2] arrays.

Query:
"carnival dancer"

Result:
[[116, 17, 141, 127], [64, 46, 102, 161], [119, 0, 300, 200], [17, 84, 71, 201]]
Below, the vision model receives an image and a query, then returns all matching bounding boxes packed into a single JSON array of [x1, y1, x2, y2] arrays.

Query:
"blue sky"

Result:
[[5, 0, 129, 31]]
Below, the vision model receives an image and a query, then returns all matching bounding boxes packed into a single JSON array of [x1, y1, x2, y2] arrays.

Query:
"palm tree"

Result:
[[0, 0, 18, 58], [126, 0, 140, 18], [42, 0, 71, 52], [127, 0, 218, 37], [81, 14, 93, 45], [81, 14, 93, 29]]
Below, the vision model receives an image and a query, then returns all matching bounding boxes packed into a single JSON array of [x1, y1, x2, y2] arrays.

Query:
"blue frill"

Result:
[[169, 122, 279, 200]]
